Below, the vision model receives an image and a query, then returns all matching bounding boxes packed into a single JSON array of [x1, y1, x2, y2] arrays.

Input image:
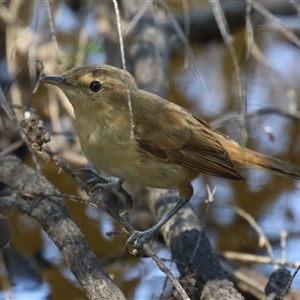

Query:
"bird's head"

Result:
[[41, 64, 139, 111]]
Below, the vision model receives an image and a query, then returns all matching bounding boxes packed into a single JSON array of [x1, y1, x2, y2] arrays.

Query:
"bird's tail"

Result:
[[218, 135, 300, 181]]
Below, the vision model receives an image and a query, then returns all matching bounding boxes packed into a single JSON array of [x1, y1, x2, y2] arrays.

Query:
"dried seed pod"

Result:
[[20, 115, 50, 152]]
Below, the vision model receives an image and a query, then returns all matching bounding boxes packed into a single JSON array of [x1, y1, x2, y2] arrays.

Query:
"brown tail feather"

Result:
[[218, 135, 300, 180]]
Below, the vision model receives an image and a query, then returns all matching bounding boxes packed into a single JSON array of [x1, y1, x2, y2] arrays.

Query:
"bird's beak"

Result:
[[41, 75, 71, 90]]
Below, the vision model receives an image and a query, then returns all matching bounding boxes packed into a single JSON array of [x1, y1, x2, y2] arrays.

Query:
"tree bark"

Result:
[[0, 155, 126, 300]]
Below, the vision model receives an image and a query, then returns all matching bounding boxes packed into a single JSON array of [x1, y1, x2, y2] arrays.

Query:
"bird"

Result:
[[41, 64, 300, 249]]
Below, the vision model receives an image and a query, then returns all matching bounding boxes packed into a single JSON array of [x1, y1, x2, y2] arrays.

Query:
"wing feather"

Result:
[[134, 93, 243, 180]]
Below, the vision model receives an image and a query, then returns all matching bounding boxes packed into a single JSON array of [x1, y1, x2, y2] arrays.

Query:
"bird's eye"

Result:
[[89, 81, 102, 92]]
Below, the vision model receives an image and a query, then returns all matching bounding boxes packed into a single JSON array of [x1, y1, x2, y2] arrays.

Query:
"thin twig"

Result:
[[223, 251, 300, 268], [289, 0, 300, 16], [216, 202, 274, 262], [45, 0, 62, 64], [253, 1, 300, 49], [159, 0, 208, 101], [208, 0, 247, 146], [111, 0, 135, 140], [245, 0, 254, 59], [278, 264, 300, 300], [26, 60, 44, 109], [142, 245, 190, 300], [0, 87, 41, 172], [210, 107, 300, 130], [124, 0, 152, 36]]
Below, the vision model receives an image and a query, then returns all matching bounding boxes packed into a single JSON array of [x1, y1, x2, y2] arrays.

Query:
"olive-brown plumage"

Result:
[[41, 64, 300, 248]]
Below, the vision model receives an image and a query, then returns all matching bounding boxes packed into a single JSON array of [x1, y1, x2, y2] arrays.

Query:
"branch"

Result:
[[150, 191, 243, 300], [0, 155, 126, 300]]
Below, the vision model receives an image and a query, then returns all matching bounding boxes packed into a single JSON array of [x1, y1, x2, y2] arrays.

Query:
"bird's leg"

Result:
[[127, 183, 193, 250], [127, 198, 187, 249], [75, 167, 132, 212]]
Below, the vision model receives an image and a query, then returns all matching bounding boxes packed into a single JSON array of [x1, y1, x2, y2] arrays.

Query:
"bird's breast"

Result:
[[76, 122, 197, 189], [77, 113, 198, 188]]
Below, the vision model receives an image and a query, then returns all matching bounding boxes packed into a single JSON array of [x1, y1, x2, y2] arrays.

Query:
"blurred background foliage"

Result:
[[1, 0, 300, 299]]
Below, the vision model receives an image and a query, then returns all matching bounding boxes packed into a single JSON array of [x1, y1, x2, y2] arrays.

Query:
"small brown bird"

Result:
[[41, 64, 300, 248]]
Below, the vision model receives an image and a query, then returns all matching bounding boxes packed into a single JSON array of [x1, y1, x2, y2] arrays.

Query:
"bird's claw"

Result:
[[75, 167, 132, 215], [75, 167, 122, 189], [125, 230, 155, 257], [91, 177, 123, 190]]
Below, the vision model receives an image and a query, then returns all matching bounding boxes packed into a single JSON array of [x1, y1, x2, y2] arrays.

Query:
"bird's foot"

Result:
[[75, 167, 132, 214], [91, 176, 123, 190], [126, 229, 156, 257], [75, 167, 123, 189]]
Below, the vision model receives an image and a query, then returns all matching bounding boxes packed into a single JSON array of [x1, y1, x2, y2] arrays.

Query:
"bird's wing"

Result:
[[134, 99, 242, 180]]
